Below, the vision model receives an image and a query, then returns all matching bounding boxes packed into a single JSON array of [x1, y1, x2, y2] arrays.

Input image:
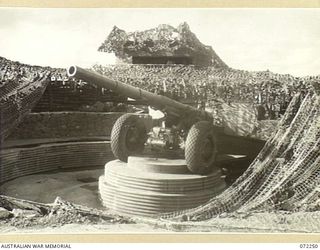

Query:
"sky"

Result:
[[0, 8, 319, 76]]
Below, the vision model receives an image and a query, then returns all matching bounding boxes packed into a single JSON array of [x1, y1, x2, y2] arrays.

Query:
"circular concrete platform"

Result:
[[99, 157, 226, 217], [127, 156, 189, 174]]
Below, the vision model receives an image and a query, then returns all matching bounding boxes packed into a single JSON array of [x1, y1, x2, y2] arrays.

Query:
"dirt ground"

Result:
[[1, 169, 319, 234], [1, 203, 319, 233], [1, 168, 104, 209]]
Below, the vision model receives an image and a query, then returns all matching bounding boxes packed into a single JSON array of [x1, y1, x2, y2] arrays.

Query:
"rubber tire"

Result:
[[185, 121, 217, 174], [111, 114, 147, 162]]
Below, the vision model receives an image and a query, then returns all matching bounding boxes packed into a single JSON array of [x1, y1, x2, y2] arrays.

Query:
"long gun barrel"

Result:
[[67, 66, 265, 175], [67, 66, 212, 122]]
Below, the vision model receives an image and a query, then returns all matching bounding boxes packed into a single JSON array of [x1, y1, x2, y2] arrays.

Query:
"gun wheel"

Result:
[[185, 121, 217, 174], [111, 114, 147, 162]]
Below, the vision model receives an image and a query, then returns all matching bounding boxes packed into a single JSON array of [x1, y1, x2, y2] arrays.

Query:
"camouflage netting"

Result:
[[98, 22, 228, 67], [0, 57, 50, 142], [160, 91, 320, 222]]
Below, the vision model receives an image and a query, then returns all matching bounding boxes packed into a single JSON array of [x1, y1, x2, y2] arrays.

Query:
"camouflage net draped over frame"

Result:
[[98, 22, 228, 67], [0, 57, 50, 142], [161, 92, 320, 221]]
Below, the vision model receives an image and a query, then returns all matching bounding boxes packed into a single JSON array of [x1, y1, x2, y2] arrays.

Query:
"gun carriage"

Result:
[[67, 66, 264, 174]]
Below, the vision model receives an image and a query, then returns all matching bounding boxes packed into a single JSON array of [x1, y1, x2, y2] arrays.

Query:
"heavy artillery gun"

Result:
[[67, 66, 264, 174]]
